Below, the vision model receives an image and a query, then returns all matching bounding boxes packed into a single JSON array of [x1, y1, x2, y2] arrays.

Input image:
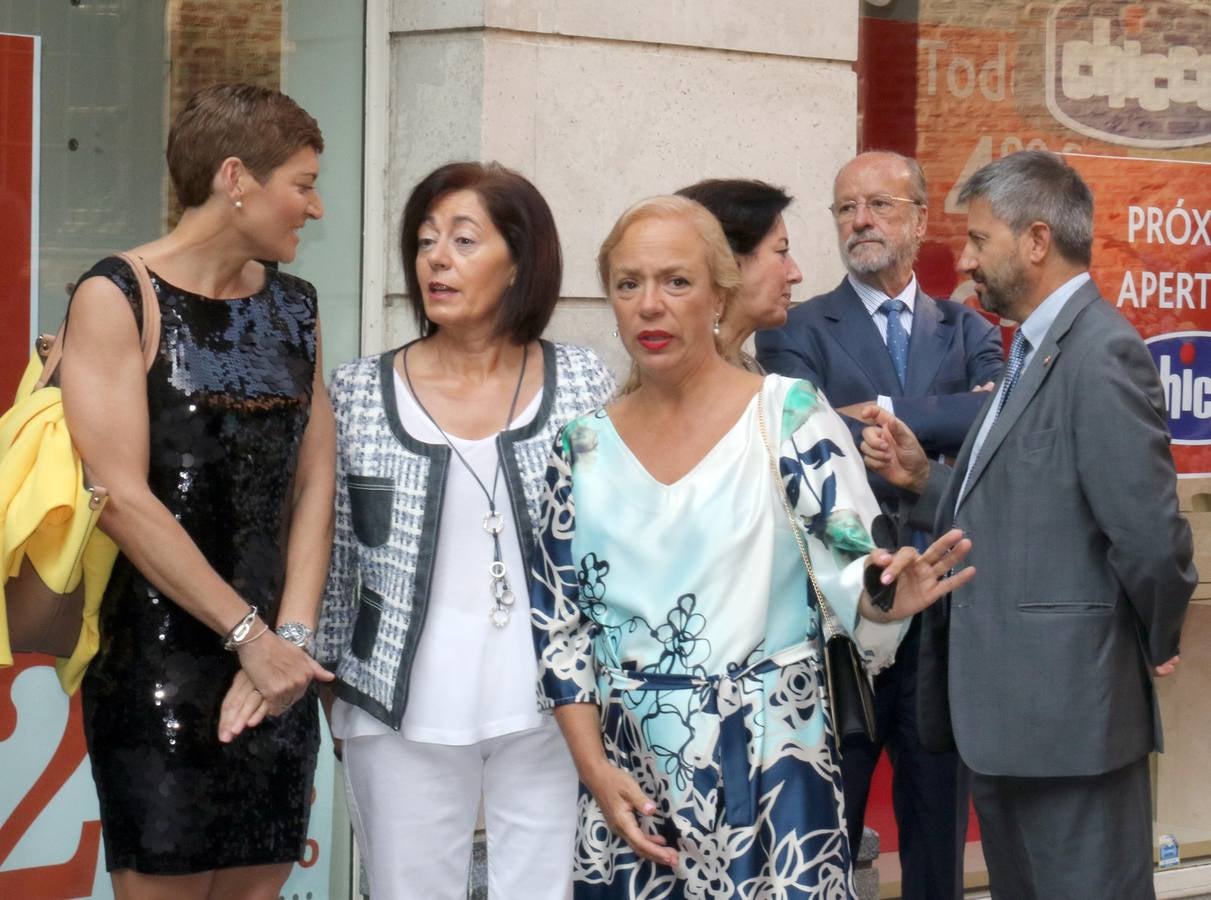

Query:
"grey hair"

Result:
[[957, 150, 1093, 266]]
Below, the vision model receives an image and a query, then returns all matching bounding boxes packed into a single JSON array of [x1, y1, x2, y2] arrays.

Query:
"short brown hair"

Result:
[[400, 162, 562, 344], [166, 83, 324, 208]]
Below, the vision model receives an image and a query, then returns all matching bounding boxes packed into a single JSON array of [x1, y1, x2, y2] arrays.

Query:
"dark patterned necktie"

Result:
[[957, 328, 1029, 507], [879, 298, 908, 388], [993, 329, 1029, 421]]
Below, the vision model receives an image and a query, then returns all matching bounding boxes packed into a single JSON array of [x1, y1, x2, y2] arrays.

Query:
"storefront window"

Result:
[[0, 2, 363, 896]]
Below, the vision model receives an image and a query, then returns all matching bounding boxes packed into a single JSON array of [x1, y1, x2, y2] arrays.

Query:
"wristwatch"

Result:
[[276, 622, 315, 655]]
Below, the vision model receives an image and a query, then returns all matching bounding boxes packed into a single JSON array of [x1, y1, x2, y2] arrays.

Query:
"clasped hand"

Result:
[[218, 630, 334, 742]]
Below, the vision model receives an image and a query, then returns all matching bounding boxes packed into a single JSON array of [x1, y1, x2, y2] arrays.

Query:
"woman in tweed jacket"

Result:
[[316, 162, 615, 900]]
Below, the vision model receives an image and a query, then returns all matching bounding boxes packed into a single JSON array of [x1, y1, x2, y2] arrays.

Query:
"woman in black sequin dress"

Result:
[[59, 84, 336, 899]]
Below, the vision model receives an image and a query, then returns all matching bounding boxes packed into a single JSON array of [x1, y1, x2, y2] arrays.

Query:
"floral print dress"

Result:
[[531, 375, 907, 900]]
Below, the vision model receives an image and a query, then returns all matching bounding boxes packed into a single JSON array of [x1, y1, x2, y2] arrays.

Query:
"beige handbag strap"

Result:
[[37, 252, 162, 389], [756, 390, 842, 642]]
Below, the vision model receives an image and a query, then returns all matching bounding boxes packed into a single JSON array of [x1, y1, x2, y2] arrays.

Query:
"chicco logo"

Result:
[[1045, 0, 1211, 149], [1147, 332, 1211, 444]]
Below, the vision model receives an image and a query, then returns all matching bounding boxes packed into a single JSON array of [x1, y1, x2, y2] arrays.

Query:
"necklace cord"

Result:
[[401, 343, 531, 627]]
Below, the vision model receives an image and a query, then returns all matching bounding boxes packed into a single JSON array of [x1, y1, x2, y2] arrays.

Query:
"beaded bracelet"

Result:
[[223, 605, 261, 651]]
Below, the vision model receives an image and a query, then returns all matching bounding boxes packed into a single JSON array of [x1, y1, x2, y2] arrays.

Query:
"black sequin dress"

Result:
[[78, 257, 320, 875]]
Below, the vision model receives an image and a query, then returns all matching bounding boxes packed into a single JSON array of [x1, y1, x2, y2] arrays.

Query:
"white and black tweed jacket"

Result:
[[316, 340, 616, 728]]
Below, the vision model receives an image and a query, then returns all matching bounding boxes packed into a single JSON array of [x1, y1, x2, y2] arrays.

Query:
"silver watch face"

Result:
[[277, 622, 313, 647]]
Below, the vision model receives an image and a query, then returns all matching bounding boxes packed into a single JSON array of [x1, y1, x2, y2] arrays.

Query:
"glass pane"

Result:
[[0, 3, 363, 897]]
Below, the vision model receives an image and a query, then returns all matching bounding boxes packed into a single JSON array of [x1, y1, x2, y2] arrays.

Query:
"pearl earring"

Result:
[[234, 199, 243, 209], [611, 326, 619, 338], [713, 313, 721, 336]]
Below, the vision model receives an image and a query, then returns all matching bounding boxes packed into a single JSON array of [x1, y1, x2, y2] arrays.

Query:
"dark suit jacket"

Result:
[[756, 278, 1004, 506], [906, 281, 1196, 777]]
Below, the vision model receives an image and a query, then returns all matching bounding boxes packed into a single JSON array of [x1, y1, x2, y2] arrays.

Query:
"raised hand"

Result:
[[861, 529, 976, 622], [858, 406, 931, 494]]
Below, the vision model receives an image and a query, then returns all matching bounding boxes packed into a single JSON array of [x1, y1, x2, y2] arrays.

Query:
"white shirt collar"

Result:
[[1018, 272, 1091, 352], [848, 272, 919, 320]]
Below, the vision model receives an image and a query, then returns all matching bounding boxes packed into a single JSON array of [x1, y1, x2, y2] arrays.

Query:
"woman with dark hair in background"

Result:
[[316, 161, 615, 900], [61, 83, 335, 899], [676, 179, 803, 371]]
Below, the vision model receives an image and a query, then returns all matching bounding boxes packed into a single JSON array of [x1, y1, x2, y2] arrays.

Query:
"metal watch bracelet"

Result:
[[275, 622, 314, 655]]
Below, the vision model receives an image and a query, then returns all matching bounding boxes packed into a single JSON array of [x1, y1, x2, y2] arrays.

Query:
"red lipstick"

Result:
[[637, 330, 673, 351]]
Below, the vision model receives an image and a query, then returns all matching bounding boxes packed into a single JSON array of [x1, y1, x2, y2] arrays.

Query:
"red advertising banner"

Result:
[[0, 33, 37, 406], [1066, 152, 1211, 477]]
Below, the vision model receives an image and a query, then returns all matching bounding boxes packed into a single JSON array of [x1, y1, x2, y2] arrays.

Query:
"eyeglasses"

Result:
[[830, 194, 923, 223]]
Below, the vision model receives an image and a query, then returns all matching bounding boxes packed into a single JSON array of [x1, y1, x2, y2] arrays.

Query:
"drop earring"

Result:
[[712, 313, 721, 336], [611, 326, 619, 338]]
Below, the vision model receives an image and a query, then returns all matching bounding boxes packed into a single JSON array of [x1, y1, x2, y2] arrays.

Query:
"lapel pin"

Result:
[[1043, 355, 1053, 366]]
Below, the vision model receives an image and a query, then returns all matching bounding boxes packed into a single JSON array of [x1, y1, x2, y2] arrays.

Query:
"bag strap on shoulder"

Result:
[[36, 252, 163, 390], [756, 390, 842, 641]]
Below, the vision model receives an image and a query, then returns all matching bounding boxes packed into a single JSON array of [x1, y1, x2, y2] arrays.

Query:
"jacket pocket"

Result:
[[1018, 600, 1113, 614], [351, 584, 384, 661], [347, 474, 394, 547], [1019, 427, 1058, 456]]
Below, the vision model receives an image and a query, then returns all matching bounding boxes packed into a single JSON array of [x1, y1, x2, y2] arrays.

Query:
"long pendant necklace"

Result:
[[402, 343, 529, 628]]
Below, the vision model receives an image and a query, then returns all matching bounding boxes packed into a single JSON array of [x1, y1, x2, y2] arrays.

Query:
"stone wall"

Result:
[[376, 0, 862, 375]]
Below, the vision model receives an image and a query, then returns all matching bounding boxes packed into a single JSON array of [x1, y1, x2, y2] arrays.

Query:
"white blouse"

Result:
[[331, 372, 547, 745]]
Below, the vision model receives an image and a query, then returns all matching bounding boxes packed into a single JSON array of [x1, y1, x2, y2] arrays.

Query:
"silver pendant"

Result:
[[489, 560, 512, 627]]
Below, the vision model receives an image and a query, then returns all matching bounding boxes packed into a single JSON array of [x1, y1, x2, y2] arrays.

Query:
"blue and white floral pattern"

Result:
[[531, 376, 908, 899]]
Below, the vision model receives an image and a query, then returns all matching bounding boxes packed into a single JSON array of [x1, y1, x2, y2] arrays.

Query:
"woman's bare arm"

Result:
[[275, 328, 336, 632]]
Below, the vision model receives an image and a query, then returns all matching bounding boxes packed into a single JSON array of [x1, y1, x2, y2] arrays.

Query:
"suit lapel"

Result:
[[955, 283, 1100, 509], [904, 289, 951, 396], [823, 279, 902, 394], [939, 392, 993, 527]]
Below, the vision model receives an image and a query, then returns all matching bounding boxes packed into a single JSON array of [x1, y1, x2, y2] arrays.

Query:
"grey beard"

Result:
[[841, 237, 917, 278]]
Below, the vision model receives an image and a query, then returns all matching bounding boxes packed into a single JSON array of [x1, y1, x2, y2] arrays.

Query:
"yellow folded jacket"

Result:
[[0, 354, 118, 693]]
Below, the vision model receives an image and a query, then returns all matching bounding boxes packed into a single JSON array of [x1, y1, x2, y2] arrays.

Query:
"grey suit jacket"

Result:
[[907, 281, 1196, 778]]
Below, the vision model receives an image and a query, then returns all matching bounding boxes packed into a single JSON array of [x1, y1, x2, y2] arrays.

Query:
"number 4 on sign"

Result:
[[944, 136, 1082, 214], [944, 136, 994, 215]]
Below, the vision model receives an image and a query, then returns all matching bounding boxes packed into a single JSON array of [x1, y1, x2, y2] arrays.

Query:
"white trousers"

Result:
[[342, 723, 578, 900]]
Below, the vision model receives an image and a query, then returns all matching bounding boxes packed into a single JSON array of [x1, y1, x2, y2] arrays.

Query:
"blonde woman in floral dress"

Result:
[[530, 196, 974, 899]]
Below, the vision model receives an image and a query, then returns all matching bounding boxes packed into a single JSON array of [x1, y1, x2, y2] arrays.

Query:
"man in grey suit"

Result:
[[860, 150, 1195, 899]]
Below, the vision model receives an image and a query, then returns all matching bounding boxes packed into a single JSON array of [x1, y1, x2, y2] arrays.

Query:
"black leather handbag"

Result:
[[757, 392, 877, 747]]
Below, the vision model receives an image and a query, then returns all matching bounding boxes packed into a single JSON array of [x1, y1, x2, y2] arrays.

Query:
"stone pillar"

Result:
[[377, 0, 860, 374]]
